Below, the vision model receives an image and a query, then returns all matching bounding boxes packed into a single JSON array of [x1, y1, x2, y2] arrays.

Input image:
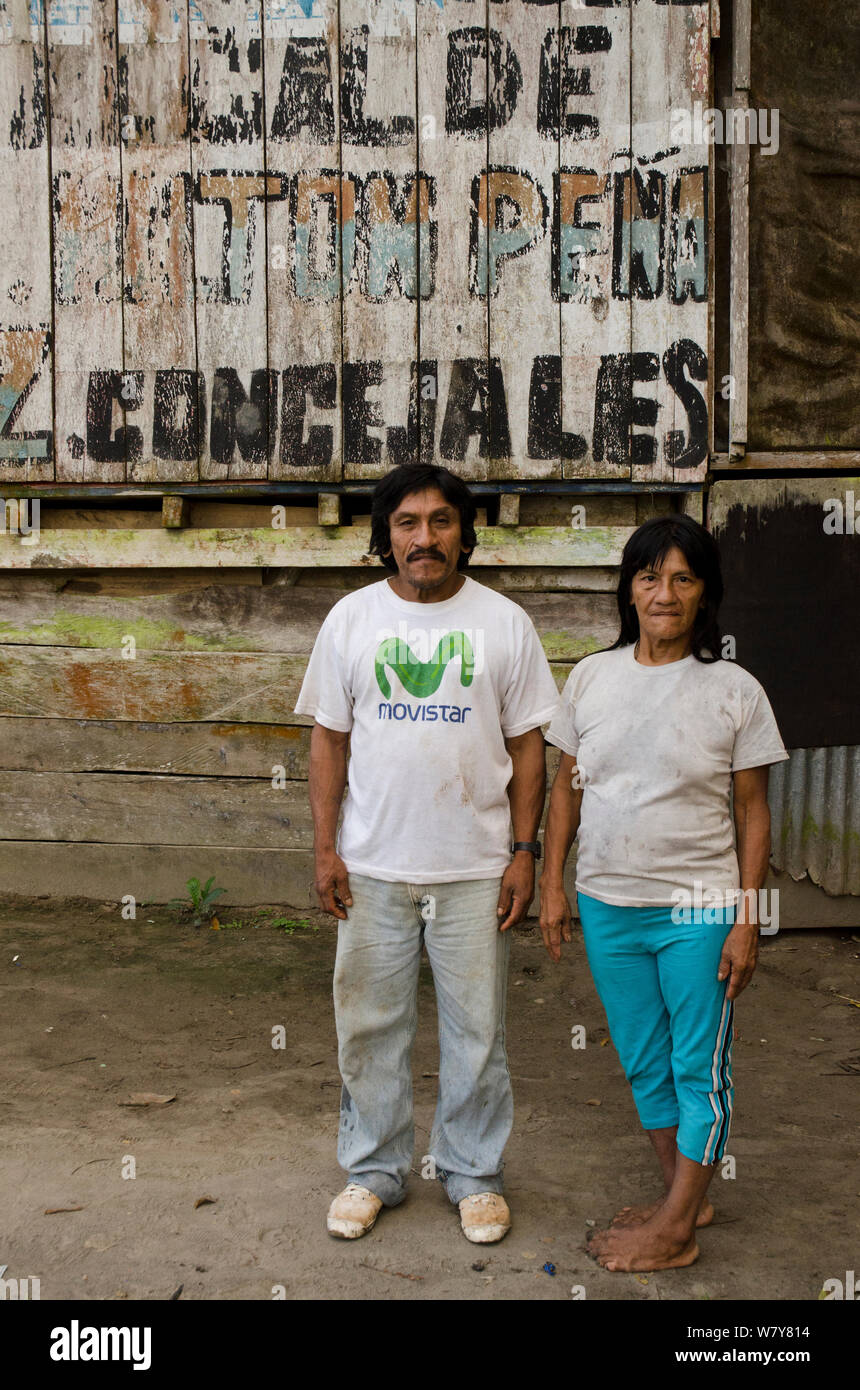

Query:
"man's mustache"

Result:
[[407, 549, 445, 562]]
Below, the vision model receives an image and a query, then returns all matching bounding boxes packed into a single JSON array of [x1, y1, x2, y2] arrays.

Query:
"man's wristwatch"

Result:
[[511, 841, 541, 860]]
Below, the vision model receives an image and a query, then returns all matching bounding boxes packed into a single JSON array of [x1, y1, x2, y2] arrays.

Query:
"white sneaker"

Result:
[[326, 1183, 384, 1239], [458, 1192, 511, 1244]]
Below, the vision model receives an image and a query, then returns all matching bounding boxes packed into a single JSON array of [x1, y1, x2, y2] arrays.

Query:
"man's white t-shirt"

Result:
[[295, 574, 560, 883], [545, 643, 790, 907]]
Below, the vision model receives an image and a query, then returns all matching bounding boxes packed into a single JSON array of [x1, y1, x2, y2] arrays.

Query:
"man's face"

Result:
[[385, 487, 469, 592], [630, 545, 706, 641]]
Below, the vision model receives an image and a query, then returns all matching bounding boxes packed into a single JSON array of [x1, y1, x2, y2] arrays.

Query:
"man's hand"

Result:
[[315, 849, 353, 920], [497, 853, 535, 932], [538, 879, 572, 962], [717, 921, 759, 1000]]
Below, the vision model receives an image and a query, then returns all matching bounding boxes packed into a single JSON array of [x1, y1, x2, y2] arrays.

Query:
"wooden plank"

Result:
[[0, 769, 313, 847], [264, 0, 342, 482], [708, 476, 860, 534], [342, 0, 419, 480], [727, 0, 751, 461], [191, 1, 275, 481], [631, 1, 710, 484], [559, 0, 631, 480], [712, 451, 860, 472], [0, 646, 310, 721], [0, 715, 310, 777], [0, 1, 54, 482], [0, 567, 264, 597], [0, 641, 575, 722], [0, 522, 636, 568], [317, 491, 341, 526], [120, 0, 198, 486], [488, 0, 559, 480], [728, 89, 749, 460], [0, 581, 341, 650], [733, 0, 751, 90], [285, 564, 621, 593], [48, 0, 124, 483], [0, 839, 319, 906], [0, 580, 617, 654], [161, 495, 190, 528], [417, 0, 488, 480]]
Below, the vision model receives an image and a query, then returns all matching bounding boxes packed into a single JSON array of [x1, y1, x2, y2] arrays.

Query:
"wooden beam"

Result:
[[0, 585, 617, 657], [0, 716, 310, 778], [728, 0, 752, 460], [497, 494, 520, 527], [162, 496, 190, 528], [317, 493, 342, 527], [0, 525, 636, 570], [711, 451, 860, 471]]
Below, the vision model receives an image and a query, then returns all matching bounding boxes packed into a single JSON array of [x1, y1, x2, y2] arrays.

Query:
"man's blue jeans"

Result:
[[333, 872, 512, 1207]]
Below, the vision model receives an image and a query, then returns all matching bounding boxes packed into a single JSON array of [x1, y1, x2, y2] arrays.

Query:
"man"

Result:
[[295, 463, 559, 1244]]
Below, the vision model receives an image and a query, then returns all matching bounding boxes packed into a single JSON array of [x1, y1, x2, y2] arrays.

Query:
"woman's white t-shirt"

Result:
[[295, 575, 560, 883], [545, 644, 790, 907]]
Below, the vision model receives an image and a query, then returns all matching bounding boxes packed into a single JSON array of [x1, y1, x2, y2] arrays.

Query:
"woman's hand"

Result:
[[717, 921, 759, 999], [539, 879, 573, 963]]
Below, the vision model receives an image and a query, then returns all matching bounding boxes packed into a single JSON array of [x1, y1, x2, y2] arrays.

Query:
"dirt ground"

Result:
[[1, 898, 858, 1303]]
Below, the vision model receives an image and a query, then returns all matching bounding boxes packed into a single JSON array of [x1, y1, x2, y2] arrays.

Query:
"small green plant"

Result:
[[168, 875, 226, 929], [277, 917, 317, 935]]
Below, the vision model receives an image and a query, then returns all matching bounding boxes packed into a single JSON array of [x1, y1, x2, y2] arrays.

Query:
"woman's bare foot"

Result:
[[611, 1196, 714, 1229], [587, 1215, 700, 1272]]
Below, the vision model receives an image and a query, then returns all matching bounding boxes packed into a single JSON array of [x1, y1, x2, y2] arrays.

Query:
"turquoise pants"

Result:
[[577, 891, 736, 1166]]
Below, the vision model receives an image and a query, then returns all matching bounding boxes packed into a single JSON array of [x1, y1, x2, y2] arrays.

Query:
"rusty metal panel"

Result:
[[769, 746, 860, 898]]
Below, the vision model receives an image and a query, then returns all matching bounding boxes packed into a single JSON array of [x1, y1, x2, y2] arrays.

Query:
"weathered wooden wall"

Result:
[[0, 490, 682, 905], [0, 2, 853, 924], [0, 0, 712, 484]]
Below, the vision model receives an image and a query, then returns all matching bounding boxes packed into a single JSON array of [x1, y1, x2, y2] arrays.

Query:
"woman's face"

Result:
[[630, 545, 706, 645]]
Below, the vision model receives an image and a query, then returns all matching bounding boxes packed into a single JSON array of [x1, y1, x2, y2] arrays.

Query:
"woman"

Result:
[[539, 515, 789, 1272]]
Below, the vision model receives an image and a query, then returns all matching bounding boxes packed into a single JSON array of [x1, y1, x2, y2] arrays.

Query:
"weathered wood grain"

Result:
[[559, 0, 630, 480], [191, 1, 274, 481], [0, 769, 313, 847], [488, 0, 559, 480], [0, 578, 618, 655], [0, 645, 309, 721], [417, 0, 488, 479], [0, 1, 53, 482], [0, 715, 311, 777], [0, 642, 573, 721], [341, 0, 419, 480], [48, 0, 124, 483], [0, 838, 320, 906], [0, 522, 635, 568], [264, 0, 342, 482], [630, 0, 710, 484], [121, 0, 197, 487]]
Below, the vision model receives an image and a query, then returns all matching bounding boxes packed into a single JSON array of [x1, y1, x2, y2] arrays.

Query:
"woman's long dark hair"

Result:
[[608, 514, 724, 663], [369, 464, 478, 572]]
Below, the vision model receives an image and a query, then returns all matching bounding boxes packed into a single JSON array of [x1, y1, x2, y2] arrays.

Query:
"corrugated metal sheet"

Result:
[[769, 747, 860, 897]]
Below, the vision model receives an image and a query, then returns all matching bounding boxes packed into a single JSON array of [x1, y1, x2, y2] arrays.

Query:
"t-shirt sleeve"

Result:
[[731, 681, 790, 771], [294, 610, 353, 733], [499, 615, 561, 737], [544, 665, 580, 757]]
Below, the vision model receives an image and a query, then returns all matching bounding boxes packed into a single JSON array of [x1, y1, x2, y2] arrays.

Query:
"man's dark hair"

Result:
[[608, 514, 724, 663], [369, 464, 479, 572]]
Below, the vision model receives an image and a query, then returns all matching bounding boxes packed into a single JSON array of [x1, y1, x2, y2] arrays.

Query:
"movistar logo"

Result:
[[374, 632, 475, 699]]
